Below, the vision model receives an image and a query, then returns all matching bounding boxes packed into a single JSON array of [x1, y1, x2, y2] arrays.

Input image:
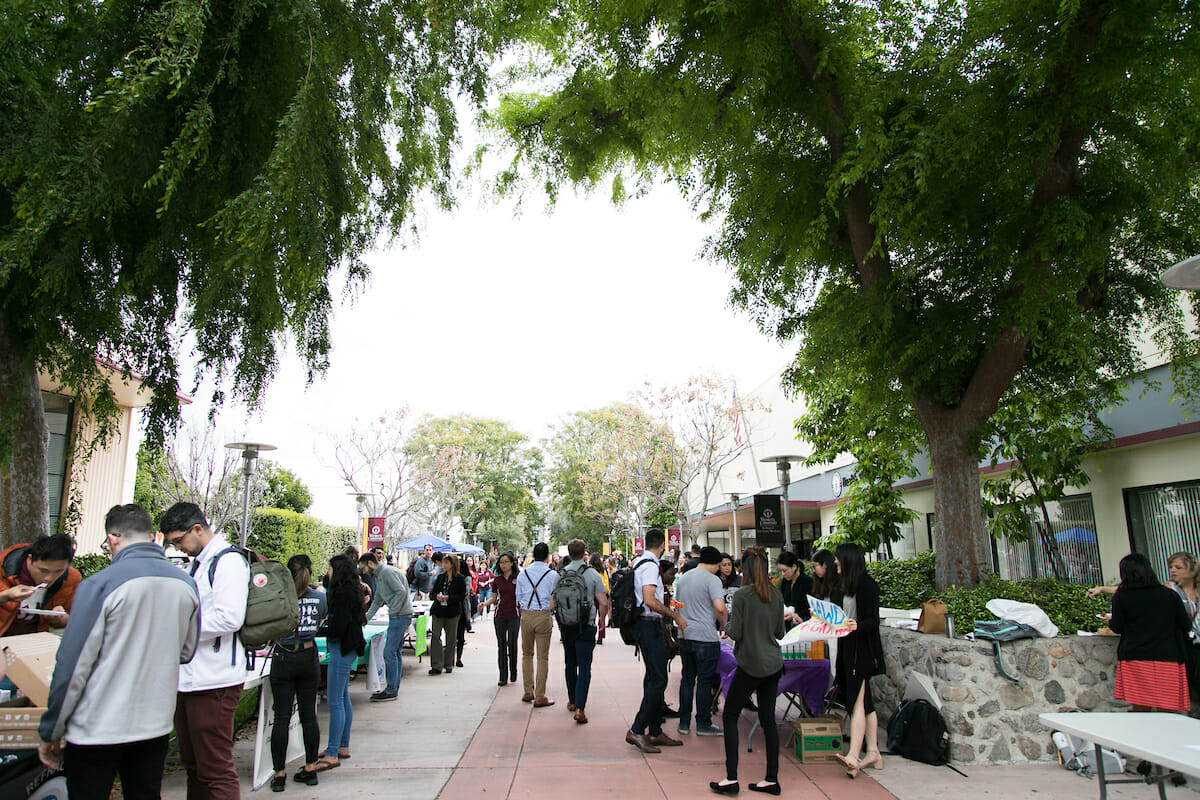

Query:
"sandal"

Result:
[[314, 757, 340, 772], [337, 750, 351, 760]]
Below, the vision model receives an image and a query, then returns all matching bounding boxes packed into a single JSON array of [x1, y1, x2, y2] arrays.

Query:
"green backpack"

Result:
[[204, 548, 301, 649]]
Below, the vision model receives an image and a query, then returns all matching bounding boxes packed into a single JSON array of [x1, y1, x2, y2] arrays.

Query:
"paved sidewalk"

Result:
[[160, 618, 1179, 799]]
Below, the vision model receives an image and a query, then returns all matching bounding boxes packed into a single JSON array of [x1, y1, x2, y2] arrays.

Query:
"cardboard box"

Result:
[[0, 728, 42, 748], [0, 697, 48, 731], [790, 717, 843, 763], [2, 632, 61, 707]]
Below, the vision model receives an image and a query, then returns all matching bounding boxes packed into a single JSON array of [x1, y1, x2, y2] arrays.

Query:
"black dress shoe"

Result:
[[428, 668, 442, 675], [747, 782, 780, 796], [663, 705, 680, 718], [498, 680, 508, 686], [709, 781, 739, 795], [271, 775, 286, 792]]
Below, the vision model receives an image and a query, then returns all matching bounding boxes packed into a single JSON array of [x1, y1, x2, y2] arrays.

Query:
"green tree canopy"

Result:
[[493, 0, 1200, 589], [0, 0, 505, 545], [262, 464, 314, 515]]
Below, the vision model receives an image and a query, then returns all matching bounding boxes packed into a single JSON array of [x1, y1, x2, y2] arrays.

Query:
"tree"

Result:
[[0, 0, 505, 544], [492, 0, 1200, 588], [321, 409, 419, 544], [262, 464, 313, 515], [633, 375, 766, 547], [981, 377, 1120, 580], [405, 415, 541, 538], [135, 422, 273, 536], [545, 404, 675, 550]]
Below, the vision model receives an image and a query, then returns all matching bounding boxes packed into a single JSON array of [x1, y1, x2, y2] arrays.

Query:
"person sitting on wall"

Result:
[[0, 533, 81, 637]]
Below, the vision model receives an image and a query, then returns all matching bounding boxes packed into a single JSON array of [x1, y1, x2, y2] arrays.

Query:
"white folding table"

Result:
[[1040, 712, 1200, 800]]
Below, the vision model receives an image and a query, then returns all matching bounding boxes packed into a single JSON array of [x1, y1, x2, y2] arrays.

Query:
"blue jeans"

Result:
[[678, 638, 720, 727], [631, 617, 668, 736], [562, 625, 597, 710], [383, 615, 410, 692], [325, 640, 356, 757]]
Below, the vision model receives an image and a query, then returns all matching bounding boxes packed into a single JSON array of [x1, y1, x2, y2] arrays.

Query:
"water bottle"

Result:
[[945, 613, 956, 639]]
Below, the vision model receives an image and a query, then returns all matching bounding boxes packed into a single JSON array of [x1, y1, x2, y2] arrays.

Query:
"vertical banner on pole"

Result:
[[667, 529, 681, 551], [634, 536, 644, 553], [367, 517, 386, 550], [360, 517, 368, 552], [754, 494, 784, 548]]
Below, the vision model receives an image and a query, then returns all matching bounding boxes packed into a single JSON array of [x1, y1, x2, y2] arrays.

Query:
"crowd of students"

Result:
[[10, 505, 1200, 800]]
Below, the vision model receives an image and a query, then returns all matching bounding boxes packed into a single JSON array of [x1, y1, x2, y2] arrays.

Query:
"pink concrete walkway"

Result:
[[441, 625, 896, 800]]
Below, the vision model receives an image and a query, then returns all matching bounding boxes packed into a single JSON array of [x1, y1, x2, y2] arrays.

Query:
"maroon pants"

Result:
[[175, 684, 244, 800]]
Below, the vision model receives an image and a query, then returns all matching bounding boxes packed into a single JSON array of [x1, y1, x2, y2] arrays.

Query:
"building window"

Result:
[[43, 392, 73, 533], [1126, 480, 1200, 581], [992, 493, 1101, 584]]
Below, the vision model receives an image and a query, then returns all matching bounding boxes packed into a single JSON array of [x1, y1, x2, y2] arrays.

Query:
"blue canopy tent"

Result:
[[1055, 527, 1097, 544], [396, 533, 484, 554], [396, 533, 455, 551]]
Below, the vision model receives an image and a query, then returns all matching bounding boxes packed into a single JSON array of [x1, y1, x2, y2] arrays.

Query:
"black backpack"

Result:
[[886, 698, 950, 765], [607, 565, 642, 645]]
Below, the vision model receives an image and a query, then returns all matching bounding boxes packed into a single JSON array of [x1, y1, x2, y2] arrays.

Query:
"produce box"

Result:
[[2, 633, 61, 707], [790, 717, 843, 763]]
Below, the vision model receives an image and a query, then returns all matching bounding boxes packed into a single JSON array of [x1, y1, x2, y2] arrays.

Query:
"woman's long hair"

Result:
[[835, 542, 867, 597], [287, 554, 312, 598], [328, 554, 362, 601], [442, 552, 459, 580], [740, 548, 774, 603], [810, 548, 839, 599]]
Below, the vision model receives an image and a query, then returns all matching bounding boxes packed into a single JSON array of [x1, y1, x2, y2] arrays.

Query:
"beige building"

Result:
[[39, 365, 167, 555]]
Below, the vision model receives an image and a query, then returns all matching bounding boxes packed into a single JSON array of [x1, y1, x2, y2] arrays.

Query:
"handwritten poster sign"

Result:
[[807, 595, 853, 637]]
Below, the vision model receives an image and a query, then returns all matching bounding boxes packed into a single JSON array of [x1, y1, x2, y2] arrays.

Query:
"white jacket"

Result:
[[178, 533, 250, 692]]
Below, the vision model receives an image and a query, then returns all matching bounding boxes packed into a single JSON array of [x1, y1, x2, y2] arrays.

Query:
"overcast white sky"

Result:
[[176, 180, 794, 527]]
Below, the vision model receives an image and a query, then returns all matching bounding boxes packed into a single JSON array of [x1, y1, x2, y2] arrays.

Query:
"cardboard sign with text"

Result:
[[805, 596, 853, 638]]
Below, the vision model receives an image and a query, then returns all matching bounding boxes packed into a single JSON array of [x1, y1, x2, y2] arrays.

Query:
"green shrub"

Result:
[[247, 509, 360, 574], [73, 553, 111, 579], [869, 551, 1112, 633]]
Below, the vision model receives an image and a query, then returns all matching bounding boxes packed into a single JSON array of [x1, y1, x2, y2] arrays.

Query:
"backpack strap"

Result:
[[198, 546, 249, 667], [993, 640, 1021, 684]]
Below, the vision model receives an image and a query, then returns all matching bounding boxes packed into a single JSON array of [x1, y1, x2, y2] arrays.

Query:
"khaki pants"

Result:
[[521, 609, 554, 700]]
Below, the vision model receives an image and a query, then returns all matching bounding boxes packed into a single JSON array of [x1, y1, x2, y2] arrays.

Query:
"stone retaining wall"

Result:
[[870, 627, 1122, 764]]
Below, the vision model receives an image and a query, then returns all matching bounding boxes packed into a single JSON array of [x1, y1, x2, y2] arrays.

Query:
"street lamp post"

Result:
[[726, 492, 741, 555], [1162, 255, 1200, 290], [225, 441, 277, 548], [761, 455, 804, 552]]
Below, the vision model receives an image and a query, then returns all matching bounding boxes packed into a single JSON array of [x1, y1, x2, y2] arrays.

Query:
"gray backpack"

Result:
[[552, 566, 592, 631]]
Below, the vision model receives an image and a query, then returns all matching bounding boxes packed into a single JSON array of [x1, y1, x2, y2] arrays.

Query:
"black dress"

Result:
[[831, 573, 885, 714]]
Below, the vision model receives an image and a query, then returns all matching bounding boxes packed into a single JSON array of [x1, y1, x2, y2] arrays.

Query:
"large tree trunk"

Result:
[[915, 398, 993, 590], [0, 318, 49, 548]]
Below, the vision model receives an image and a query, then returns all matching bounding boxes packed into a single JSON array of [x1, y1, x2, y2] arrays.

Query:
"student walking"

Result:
[[482, 552, 521, 686]]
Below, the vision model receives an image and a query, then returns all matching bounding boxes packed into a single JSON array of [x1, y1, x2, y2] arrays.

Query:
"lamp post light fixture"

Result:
[[224, 441, 277, 548], [726, 492, 742, 555], [761, 455, 804, 552], [1162, 255, 1200, 290]]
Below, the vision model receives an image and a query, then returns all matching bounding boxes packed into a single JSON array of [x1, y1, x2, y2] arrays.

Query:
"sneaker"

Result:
[[696, 724, 724, 736], [293, 768, 319, 786], [370, 690, 398, 702], [677, 723, 691, 735]]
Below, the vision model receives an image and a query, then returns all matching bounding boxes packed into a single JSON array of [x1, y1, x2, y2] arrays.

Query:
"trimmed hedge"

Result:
[[868, 551, 1111, 634], [247, 509, 358, 572], [72, 553, 112, 579]]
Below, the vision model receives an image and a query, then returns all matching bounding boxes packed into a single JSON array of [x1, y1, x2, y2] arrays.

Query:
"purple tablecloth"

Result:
[[718, 639, 830, 717]]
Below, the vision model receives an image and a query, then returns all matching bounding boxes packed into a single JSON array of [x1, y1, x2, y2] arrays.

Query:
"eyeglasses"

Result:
[[165, 530, 190, 548]]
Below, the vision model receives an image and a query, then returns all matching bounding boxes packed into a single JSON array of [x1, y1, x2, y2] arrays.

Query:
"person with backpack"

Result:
[[160, 502, 250, 800], [516, 542, 558, 706], [554, 540, 610, 725], [831, 542, 886, 778], [625, 529, 688, 755], [268, 555, 327, 791]]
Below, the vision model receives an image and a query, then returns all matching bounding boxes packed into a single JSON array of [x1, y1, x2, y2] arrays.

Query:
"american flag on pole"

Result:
[[732, 387, 744, 446]]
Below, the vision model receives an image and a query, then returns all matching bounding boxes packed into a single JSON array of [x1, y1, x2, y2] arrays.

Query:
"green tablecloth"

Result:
[[315, 622, 388, 669]]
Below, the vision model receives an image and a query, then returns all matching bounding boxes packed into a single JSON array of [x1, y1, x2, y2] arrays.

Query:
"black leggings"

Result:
[[495, 615, 520, 680], [722, 667, 782, 782], [269, 646, 321, 770]]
